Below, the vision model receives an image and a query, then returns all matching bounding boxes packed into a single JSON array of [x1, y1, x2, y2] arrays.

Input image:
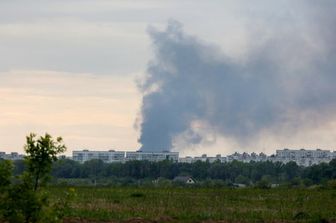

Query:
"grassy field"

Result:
[[49, 186, 336, 223]]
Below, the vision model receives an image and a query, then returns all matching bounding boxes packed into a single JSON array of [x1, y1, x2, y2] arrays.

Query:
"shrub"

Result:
[[327, 179, 336, 189]]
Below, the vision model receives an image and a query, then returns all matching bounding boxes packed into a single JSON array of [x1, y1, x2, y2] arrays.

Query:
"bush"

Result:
[[2, 180, 45, 223], [256, 176, 272, 189]]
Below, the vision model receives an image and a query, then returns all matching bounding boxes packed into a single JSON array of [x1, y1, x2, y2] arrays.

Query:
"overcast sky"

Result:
[[1, 0, 336, 156]]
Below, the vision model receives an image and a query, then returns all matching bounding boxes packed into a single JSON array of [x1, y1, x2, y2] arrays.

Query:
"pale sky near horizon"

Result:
[[1, 1, 336, 156]]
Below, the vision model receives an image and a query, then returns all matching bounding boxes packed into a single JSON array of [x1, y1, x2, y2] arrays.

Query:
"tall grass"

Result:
[[49, 187, 336, 222]]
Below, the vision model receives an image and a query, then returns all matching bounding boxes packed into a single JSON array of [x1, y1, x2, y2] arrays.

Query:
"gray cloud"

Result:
[[138, 1, 336, 152]]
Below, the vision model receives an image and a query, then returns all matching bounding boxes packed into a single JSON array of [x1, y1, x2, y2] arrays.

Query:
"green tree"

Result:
[[13, 160, 26, 176], [0, 160, 13, 189], [235, 174, 250, 185], [256, 175, 272, 189], [52, 159, 80, 178], [0, 133, 66, 223], [284, 161, 300, 180], [24, 133, 66, 191], [0, 160, 13, 218]]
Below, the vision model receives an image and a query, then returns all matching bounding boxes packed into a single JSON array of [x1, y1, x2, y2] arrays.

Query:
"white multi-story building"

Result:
[[193, 154, 209, 162], [178, 156, 193, 163], [275, 148, 334, 166], [125, 151, 179, 162], [72, 150, 125, 163], [207, 154, 226, 163], [179, 154, 226, 163], [72, 150, 179, 163]]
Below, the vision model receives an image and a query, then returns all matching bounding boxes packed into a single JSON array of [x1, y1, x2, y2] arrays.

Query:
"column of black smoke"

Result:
[[137, 2, 336, 152]]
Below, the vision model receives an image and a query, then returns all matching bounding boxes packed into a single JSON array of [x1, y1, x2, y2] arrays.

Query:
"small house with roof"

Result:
[[173, 176, 195, 184]]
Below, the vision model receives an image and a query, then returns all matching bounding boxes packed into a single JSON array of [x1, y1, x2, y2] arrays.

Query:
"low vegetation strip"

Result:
[[49, 187, 336, 223], [1, 134, 335, 223]]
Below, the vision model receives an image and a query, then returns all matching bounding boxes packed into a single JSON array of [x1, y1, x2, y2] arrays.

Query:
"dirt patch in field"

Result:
[[63, 216, 247, 223], [62, 217, 336, 223], [63, 217, 171, 223]]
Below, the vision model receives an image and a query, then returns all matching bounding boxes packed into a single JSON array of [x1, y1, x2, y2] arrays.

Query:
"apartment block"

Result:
[[72, 150, 125, 163], [125, 151, 179, 162]]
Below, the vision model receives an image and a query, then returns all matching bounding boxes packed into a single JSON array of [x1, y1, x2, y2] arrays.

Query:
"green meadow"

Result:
[[49, 187, 336, 223]]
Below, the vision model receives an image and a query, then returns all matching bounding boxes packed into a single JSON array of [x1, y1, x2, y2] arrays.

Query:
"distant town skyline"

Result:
[[1, 1, 336, 156], [2, 148, 335, 168]]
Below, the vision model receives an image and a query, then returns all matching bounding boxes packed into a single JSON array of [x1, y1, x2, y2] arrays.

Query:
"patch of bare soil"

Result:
[[62, 217, 336, 223], [63, 217, 117, 223], [63, 216, 176, 223]]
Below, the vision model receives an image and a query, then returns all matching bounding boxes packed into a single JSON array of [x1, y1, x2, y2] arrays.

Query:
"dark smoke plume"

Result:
[[137, 3, 336, 152]]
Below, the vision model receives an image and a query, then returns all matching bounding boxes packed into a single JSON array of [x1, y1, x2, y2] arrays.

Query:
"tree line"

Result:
[[8, 156, 336, 186], [33, 158, 335, 186]]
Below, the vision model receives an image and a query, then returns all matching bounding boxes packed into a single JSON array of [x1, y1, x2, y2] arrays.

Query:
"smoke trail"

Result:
[[137, 3, 336, 151]]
